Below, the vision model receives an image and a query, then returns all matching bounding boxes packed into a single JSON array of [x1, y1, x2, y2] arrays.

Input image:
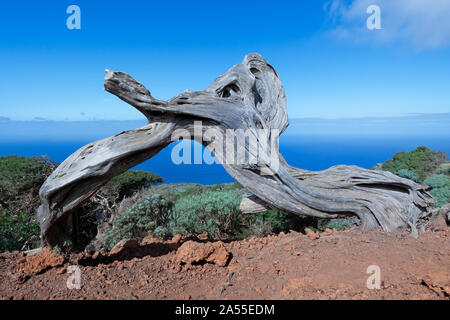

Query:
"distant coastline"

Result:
[[1, 113, 449, 142]]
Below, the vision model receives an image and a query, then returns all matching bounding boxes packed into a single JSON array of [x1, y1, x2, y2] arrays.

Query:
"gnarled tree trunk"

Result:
[[38, 53, 435, 246]]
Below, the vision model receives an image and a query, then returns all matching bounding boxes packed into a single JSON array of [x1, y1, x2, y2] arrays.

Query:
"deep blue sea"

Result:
[[0, 135, 448, 184]]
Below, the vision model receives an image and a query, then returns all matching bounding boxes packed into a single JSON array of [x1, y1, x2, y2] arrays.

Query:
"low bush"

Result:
[[423, 174, 450, 207], [382, 146, 447, 182], [424, 174, 449, 188], [0, 156, 54, 252], [0, 156, 54, 212], [396, 169, 419, 182], [437, 166, 450, 175], [247, 210, 316, 237], [103, 194, 172, 250], [317, 217, 360, 231], [167, 188, 243, 238], [102, 170, 163, 201], [73, 170, 164, 250], [101, 182, 361, 250], [0, 210, 40, 251]]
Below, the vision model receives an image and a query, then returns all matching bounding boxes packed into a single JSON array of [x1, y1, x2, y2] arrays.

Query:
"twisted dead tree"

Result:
[[38, 53, 435, 246]]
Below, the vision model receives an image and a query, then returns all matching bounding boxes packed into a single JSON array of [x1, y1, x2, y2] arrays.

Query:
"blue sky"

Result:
[[1, 0, 450, 121]]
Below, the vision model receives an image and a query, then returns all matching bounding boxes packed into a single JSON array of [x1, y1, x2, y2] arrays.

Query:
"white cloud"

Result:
[[325, 0, 450, 49]]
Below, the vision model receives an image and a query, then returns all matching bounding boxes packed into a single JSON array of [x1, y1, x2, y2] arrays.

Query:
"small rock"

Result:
[[110, 239, 139, 255], [17, 247, 64, 281], [171, 234, 182, 244], [175, 241, 231, 267], [305, 228, 320, 240], [198, 232, 209, 241]]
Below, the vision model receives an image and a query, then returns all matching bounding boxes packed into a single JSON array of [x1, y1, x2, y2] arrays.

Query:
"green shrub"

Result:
[[0, 156, 53, 204], [0, 210, 40, 251], [424, 174, 449, 188], [428, 186, 450, 207], [396, 169, 419, 182], [437, 166, 450, 175], [382, 146, 447, 182], [167, 189, 244, 238], [103, 194, 172, 250], [423, 174, 450, 207], [317, 217, 360, 231], [103, 185, 248, 248], [249, 210, 314, 235], [0, 156, 54, 251], [247, 218, 273, 238], [101, 182, 362, 250], [102, 170, 163, 201]]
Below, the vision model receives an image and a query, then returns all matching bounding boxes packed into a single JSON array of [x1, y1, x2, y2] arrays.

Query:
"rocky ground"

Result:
[[0, 226, 449, 300]]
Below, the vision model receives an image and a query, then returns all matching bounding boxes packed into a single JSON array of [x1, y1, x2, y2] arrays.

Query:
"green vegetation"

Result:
[[103, 194, 173, 250], [395, 169, 419, 182], [0, 155, 167, 252], [382, 146, 447, 182], [0, 210, 40, 251], [102, 170, 163, 201], [7, 146, 448, 253], [166, 188, 243, 238], [0, 156, 53, 202], [317, 217, 359, 231], [103, 184, 246, 250], [437, 166, 450, 175], [0, 156, 53, 251], [246, 210, 314, 237], [102, 182, 359, 250], [423, 174, 450, 207], [380, 146, 449, 208], [101, 146, 450, 250], [76, 170, 163, 250]]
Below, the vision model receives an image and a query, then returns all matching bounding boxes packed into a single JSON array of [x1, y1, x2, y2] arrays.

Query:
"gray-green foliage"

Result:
[[101, 181, 363, 250], [423, 174, 450, 207], [103, 183, 249, 249], [103, 194, 172, 250], [424, 174, 449, 188], [437, 166, 450, 175], [103, 184, 246, 249], [396, 169, 419, 182], [167, 188, 243, 238]]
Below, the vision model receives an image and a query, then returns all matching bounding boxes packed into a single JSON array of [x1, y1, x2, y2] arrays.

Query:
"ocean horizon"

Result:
[[0, 132, 448, 185], [1, 115, 449, 184]]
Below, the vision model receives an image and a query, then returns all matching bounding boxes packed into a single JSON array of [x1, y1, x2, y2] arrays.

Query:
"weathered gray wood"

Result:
[[38, 53, 435, 246]]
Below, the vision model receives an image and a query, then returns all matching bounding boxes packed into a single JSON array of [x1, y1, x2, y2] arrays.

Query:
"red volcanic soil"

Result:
[[0, 227, 449, 300]]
